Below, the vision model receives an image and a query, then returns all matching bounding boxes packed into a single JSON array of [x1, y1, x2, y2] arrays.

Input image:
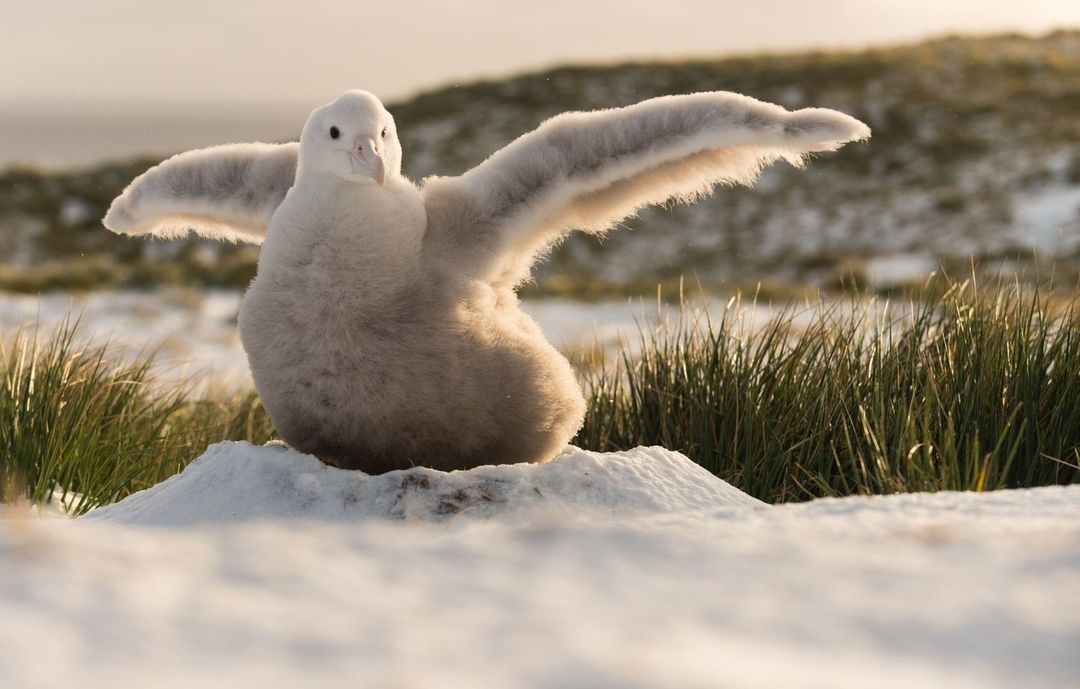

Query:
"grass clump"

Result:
[[575, 281, 1080, 503], [0, 318, 273, 515]]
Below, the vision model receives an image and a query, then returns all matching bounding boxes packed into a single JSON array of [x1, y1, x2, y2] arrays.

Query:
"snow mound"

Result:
[[84, 441, 764, 526]]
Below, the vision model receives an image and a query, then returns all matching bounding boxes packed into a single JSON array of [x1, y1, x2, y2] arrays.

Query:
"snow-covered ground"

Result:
[[0, 290, 255, 388], [2, 442, 1077, 688]]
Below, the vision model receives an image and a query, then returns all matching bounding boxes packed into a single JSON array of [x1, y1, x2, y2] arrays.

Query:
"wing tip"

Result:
[[102, 190, 149, 237], [785, 108, 871, 150], [102, 198, 132, 235]]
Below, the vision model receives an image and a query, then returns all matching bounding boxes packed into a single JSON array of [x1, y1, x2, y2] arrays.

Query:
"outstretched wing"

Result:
[[103, 142, 299, 244], [421, 92, 869, 286]]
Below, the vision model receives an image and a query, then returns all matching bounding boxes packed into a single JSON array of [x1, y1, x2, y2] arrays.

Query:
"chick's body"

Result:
[[240, 175, 585, 472]]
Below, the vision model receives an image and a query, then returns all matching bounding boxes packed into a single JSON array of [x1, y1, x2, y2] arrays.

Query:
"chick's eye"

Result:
[[381, 127, 387, 139], [329, 126, 340, 140]]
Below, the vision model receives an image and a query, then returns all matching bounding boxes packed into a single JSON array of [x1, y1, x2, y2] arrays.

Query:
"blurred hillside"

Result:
[[2, 31, 1079, 296]]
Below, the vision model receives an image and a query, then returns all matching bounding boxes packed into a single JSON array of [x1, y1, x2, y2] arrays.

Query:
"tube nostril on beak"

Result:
[[354, 136, 381, 158]]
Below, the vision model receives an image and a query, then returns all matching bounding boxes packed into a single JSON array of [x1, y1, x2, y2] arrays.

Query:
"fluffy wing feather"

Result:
[[103, 142, 299, 244], [422, 92, 870, 285]]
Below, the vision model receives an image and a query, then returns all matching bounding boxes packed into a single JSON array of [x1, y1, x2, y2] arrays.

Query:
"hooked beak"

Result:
[[349, 136, 386, 185]]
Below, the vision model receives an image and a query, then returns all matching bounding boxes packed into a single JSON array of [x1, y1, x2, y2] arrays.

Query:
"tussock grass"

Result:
[[2, 280, 1078, 513], [0, 318, 273, 515], [575, 281, 1080, 502]]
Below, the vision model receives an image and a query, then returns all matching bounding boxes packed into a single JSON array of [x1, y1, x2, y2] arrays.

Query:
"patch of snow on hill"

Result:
[[1011, 185, 1080, 256]]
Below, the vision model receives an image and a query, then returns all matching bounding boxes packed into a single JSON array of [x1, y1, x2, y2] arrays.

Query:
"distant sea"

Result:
[[0, 105, 304, 171]]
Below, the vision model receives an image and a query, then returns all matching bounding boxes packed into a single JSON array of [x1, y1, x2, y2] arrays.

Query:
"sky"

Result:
[[3, 0, 1079, 168]]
